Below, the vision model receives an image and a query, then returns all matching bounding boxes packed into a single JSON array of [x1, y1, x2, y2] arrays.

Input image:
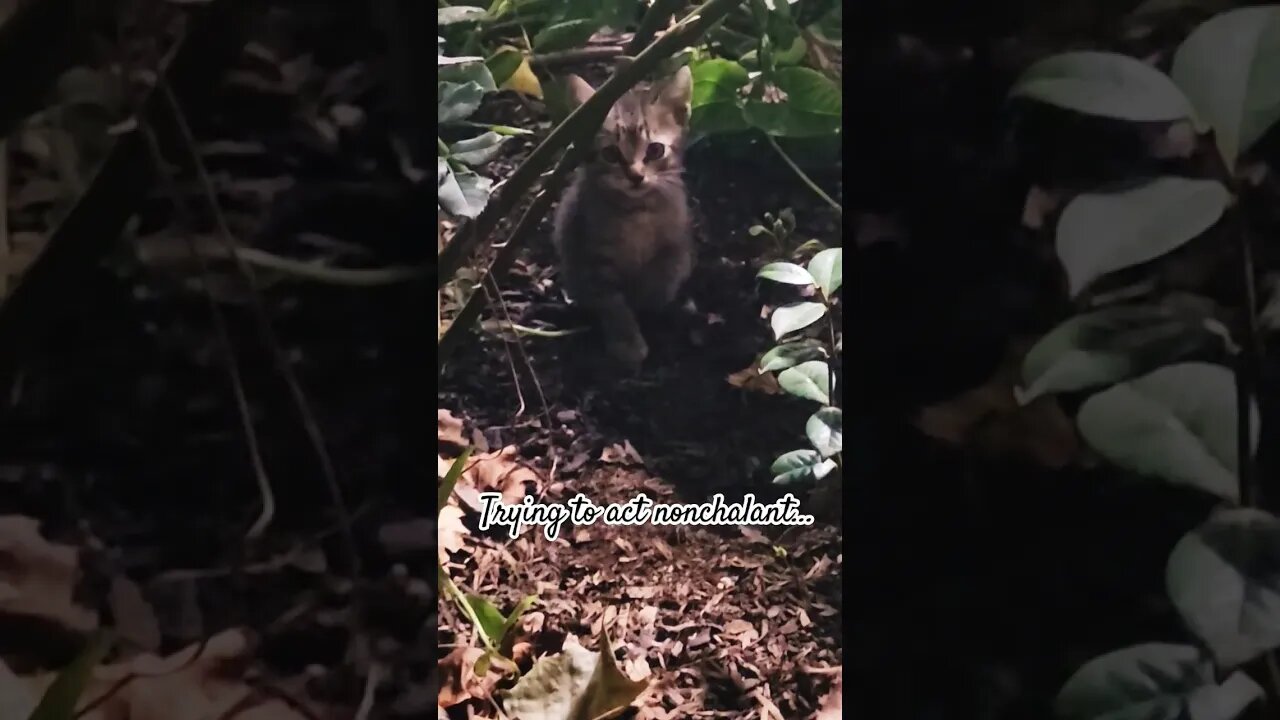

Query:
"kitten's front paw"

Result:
[[606, 335, 649, 373]]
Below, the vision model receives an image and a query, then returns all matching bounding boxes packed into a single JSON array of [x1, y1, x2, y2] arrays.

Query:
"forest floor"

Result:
[[437, 68, 845, 719]]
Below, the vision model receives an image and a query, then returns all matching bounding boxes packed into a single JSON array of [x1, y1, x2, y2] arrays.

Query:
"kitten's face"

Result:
[[567, 67, 692, 197]]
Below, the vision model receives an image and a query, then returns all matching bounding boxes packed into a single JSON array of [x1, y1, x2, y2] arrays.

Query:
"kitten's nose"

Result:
[[627, 165, 645, 186]]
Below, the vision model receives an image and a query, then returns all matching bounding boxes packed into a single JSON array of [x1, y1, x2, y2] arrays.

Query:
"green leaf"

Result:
[[1171, 6, 1280, 168], [449, 132, 509, 166], [1054, 642, 1262, 720], [759, 339, 827, 372], [533, 19, 600, 52], [806, 247, 842, 299], [29, 632, 112, 720], [1019, 299, 1226, 402], [500, 594, 538, 646], [1055, 176, 1230, 297], [1076, 362, 1257, 502], [438, 448, 474, 515], [1009, 50, 1198, 124], [770, 302, 826, 339], [439, 6, 488, 25], [690, 58, 751, 134], [778, 360, 830, 403], [439, 81, 488, 123], [770, 449, 836, 484], [757, 261, 814, 285], [439, 61, 498, 92], [744, 66, 842, 137], [465, 594, 508, 646], [806, 407, 842, 457], [1167, 508, 1280, 669], [438, 159, 494, 218], [691, 58, 750, 104]]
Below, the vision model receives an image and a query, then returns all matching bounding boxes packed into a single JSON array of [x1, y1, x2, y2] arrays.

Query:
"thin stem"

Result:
[[159, 81, 361, 580], [1231, 207, 1262, 507], [438, 146, 585, 366], [629, 0, 685, 54], [827, 311, 838, 409], [135, 90, 277, 542], [530, 45, 626, 71], [764, 134, 842, 216], [438, 0, 748, 289], [487, 322, 589, 338]]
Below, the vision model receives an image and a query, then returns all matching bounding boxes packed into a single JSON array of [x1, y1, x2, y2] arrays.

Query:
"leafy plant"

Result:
[[1007, 5, 1280, 717], [438, 449, 536, 677], [755, 244, 842, 485], [437, 50, 510, 220], [687, 0, 842, 140]]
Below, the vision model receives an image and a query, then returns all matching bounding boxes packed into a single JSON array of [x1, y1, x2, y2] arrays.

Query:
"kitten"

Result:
[[552, 66, 694, 372]]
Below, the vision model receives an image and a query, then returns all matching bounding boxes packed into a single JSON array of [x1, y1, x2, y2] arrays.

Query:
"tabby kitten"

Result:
[[552, 66, 694, 371]]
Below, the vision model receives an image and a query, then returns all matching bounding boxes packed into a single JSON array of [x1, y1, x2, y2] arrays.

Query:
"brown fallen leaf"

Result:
[[726, 363, 781, 395], [813, 671, 842, 720], [438, 505, 469, 564], [465, 446, 541, 505], [438, 646, 503, 708], [0, 515, 97, 632], [10, 628, 342, 720], [503, 633, 651, 720], [108, 575, 161, 653], [438, 408, 469, 447], [600, 440, 643, 467]]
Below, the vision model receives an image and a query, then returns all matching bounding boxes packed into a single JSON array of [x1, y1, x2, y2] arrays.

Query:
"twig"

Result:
[[354, 663, 384, 720], [484, 276, 529, 418], [530, 45, 626, 71], [134, 85, 277, 543], [629, 0, 686, 54], [486, 321, 589, 338], [763, 134, 842, 216], [438, 0, 749, 289], [158, 80, 362, 579], [438, 147, 584, 366], [487, 272, 554, 427], [156, 243, 427, 286]]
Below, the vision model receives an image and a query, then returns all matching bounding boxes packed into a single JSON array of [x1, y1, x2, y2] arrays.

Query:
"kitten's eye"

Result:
[[644, 142, 665, 162], [600, 146, 624, 164]]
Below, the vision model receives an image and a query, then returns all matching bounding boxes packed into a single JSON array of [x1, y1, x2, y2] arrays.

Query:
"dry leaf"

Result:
[[465, 446, 541, 505], [813, 672, 842, 720], [726, 364, 781, 395], [438, 409, 469, 447], [504, 633, 651, 720], [438, 505, 469, 564], [599, 441, 643, 466], [438, 646, 502, 708], [12, 629, 338, 720], [0, 515, 97, 632], [108, 575, 161, 652]]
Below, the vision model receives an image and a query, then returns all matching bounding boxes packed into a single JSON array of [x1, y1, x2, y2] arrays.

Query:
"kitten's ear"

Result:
[[654, 66, 692, 124], [565, 74, 596, 108]]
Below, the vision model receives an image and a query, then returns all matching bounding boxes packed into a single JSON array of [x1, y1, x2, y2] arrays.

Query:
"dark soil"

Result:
[[438, 69, 845, 718]]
